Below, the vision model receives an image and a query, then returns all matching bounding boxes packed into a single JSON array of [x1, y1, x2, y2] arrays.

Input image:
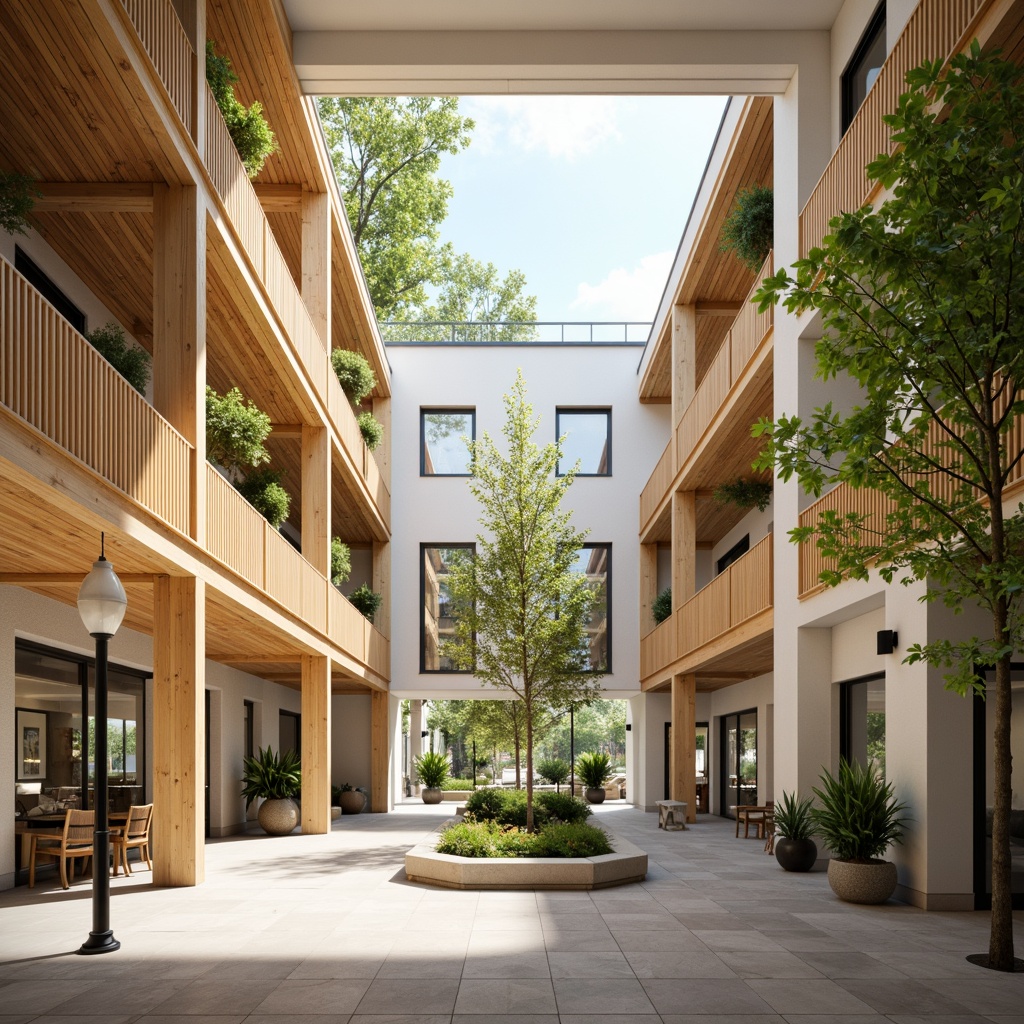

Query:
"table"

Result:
[[656, 800, 688, 831], [732, 804, 770, 838]]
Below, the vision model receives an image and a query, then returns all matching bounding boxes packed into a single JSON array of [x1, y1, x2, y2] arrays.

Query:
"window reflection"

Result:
[[570, 544, 610, 672], [422, 545, 474, 672], [557, 410, 611, 476], [422, 409, 474, 475]]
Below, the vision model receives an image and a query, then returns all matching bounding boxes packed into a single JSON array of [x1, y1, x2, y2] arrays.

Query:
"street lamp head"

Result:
[[77, 541, 127, 638]]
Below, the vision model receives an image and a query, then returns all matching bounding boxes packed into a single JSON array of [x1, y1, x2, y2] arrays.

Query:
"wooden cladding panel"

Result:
[[0, 257, 191, 533], [800, 0, 985, 256], [205, 466, 265, 586], [640, 438, 675, 537], [731, 536, 773, 622]]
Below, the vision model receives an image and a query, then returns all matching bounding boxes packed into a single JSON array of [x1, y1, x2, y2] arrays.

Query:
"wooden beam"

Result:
[[671, 674, 697, 823], [0, 573, 163, 584], [695, 301, 743, 317], [35, 182, 154, 212], [671, 303, 696, 427], [301, 654, 331, 834], [153, 575, 205, 886], [370, 690, 389, 812], [254, 183, 303, 212], [223, 656, 301, 664], [271, 423, 304, 438], [671, 491, 696, 606]]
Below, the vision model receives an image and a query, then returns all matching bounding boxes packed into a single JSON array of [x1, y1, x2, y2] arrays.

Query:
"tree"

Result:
[[754, 45, 1024, 971], [443, 373, 602, 830], [318, 97, 473, 319]]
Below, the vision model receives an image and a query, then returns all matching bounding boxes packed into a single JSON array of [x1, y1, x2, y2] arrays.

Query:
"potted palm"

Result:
[[241, 746, 301, 836], [415, 751, 450, 804], [576, 751, 612, 804], [812, 758, 909, 903], [773, 791, 817, 872]]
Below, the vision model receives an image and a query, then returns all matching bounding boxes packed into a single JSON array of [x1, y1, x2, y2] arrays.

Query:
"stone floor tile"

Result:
[[692, 930, 787, 952], [867, 952, 994, 978], [673, 913, 758, 931], [244, 1016, 352, 1024], [796, 951, 908, 978], [47, 980, 188, 1016], [746, 979, 878, 1015], [641, 978, 776, 1015], [288, 956, 386, 979], [717, 950, 826, 978], [460, 952, 551, 978], [610, 929, 708, 952], [661, 1017, 784, 1024], [251, 979, 373, 1016], [129, 1017, 248, 1024], [839, 979, 997, 1015], [147, 976, 280, 1015], [540, 930, 623, 952], [347, 1017, 448, 1024], [559, 1017, 664, 1024], [547, 950, 635, 978], [355, 978, 460, 1015], [18, 1017, 138, 1024], [378, 956, 466, 978], [454, 978, 557, 1014], [777, 1015, 885, 1024], [553, 977, 657, 1015], [452, 1016, 557, 1024], [625, 950, 737, 979], [886, 1016, 996, 1024]]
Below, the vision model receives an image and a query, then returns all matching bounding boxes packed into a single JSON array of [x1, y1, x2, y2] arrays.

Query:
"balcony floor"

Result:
[[1, 803, 1021, 1019]]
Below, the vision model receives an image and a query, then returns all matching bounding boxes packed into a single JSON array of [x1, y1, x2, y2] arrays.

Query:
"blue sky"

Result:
[[435, 95, 728, 327]]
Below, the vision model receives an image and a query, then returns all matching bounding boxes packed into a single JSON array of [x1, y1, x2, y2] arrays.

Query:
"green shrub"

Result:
[[535, 822, 613, 858], [575, 751, 612, 790], [463, 787, 584, 828], [206, 385, 271, 472], [331, 348, 377, 404], [536, 757, 570, 788], [87, 322, 151, 395], [774, 790, 816, 841], [535, 791, 590, 825], [719, 184, 773, 271], [463, 787, 509, 822], [330, 537, 352, 586], [415, 750, 450, 789], [236, 468, 290, 528], [493, 828, 543, 857], [357, 411, 384, 450], [652, 587, 672, 624], [434, 820, 612, 859], [206, 41, 278, 177], [348, 583, 382, 622], [436, 820, 501, 857], [0, 170, 40, 235], [441, 777, 475, 791]]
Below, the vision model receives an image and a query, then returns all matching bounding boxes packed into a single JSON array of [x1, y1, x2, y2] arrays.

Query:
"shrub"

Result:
[[534, 791, 590, 825], [534, 822, 613, 858], [441, 777, 475, 791], [463, 787, 509, 822], [575, 751, 612, 790], [236, 468, 290, 527], [434, 820, 612, 859], [206, 385, 271, 472], [241, 746, 300, 808], [774, 790, 816, 841], [205, 41, 278, 177], [536, 757, 570, 788], [435, 820, 501, 857], [652, 587, 672, 624], [463, 787, 586, 828], [0, 170, 40, 235], [719, 184, 773, 271], [357, 411, 384, 450], [330, 537, 352, 586], [87, 322, 151, 395], [348, 583, 382, 622], [331, 348, 377, 404], [415, 750, 450, 789]]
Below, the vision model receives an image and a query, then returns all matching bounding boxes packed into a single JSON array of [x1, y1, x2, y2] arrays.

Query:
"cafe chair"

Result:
[[30, 809, 94, 889], [111, 803, 153, 876]]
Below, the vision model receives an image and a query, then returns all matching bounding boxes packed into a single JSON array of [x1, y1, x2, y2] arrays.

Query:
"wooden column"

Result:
[[671, 303, 696, 427], [152, 575, 205, 886], [301, 425, 330, 576], [671, 673, 697, 823], [370, 689, 389, 811], [671, 490, 696, 609], [300, 654, 331, 834], [301, 189, 331, 349], [372, 540, 391, 638], [640, 542, 658, 634], [153, 184, 206, 544]]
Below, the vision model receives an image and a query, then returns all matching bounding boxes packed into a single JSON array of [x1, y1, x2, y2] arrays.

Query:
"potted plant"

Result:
[[415, 751, 450, 804], [652, 587, 672, 624], [86, 322, 151, 395], [330, 348, 377, 404], [348, 583, 382, 622], [241, 746, 301, 836], [357, 410, 384, 450], [236, 467, 291, 528], [335, 783, 367, 814], [773, 791, 817, 872], [719, 183, 773, 270], [812, 758, 909, 904], [331, 537, 352, 587], [576, 751, 612, 804]]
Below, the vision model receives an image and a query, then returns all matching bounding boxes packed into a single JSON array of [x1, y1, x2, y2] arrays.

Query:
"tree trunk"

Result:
[[525, 703, 535, 833], [514, 735, 521, 790], [989, 634, 1015, 969]]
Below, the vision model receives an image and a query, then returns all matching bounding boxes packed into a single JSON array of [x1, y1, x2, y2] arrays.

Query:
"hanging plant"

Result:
[[652, 587, 672, 624], [713, 478, 772, 512], [205, 385, 272, 473], [235, 467, 291, 528], [331, 348, 377, 404], [86, 322, 151, 395], [348, 583, 382, 622], [357, 411, 384, 450], [330, 537, 352, 586], [0, 170, 40, 235], [720, 184, 773, 271]]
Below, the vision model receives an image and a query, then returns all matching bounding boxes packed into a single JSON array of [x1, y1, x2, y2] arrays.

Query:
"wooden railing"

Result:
[[120, 0, 194, 136], [639, 436, 675, 533], [799, 0, 985, 256], [641, 535, 773, 681], [0, 256, 192, 534]]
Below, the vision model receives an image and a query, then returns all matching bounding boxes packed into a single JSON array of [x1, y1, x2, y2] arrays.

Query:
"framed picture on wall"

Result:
[[16, 708, 47, 781]]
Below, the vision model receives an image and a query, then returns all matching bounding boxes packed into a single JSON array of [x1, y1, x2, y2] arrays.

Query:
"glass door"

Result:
[[721, 709, 757, 817]]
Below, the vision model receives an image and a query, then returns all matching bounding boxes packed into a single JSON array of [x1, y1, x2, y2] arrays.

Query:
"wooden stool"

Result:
[[657, 799, 688, 830]]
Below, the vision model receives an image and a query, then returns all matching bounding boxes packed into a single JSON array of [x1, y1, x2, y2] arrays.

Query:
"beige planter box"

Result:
[[405, 824, 647, 890]]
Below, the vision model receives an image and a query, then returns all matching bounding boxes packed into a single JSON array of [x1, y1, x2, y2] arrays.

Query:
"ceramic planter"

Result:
[[330, 806, 342, 820], [585, 787, 606, 804], [339, 790, 366, 814], [774, 837, 817, 872], [421, 787, 444, 804], [257, 797, 299, 836], [827, 858, 898, 903]]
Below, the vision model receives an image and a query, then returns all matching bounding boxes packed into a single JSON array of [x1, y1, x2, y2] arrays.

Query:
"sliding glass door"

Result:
[[721, 709, 757, 816]]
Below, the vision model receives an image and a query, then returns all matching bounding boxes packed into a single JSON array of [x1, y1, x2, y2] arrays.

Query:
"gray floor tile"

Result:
[[453, 1016, 557, 1024], [796, 950, 908, 978], [612, 929, 709, 952], [717, 950, 826, 978], [837, 979, 989, 1015], [553, 977, 657, 1015], [625, 950, 737, 979], [746, 979, 879, 1015], [356, 979, 460, 1015], [252, 979, 372, 1015], [641, 978, 776, 1015], [454, 978, 557, 1014], [694, 930, 787, 952], [147, 977, 280, 1014], [461, 952, 551, 978], [661, 1017, 783, 1024]]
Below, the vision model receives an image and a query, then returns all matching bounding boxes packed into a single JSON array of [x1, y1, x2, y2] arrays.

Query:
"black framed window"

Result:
[[421, 544, 475, 672], [243, 700, 255, 760], [421, 409, 475, 476], [839, 673, 886, 778], [571, 544, 610, 672], [557, 409, 611, 476], [15, 245, 87, 334], [717, 535, 750, 575], [279, 710, 300, 759], [842, 2, 887, 134], [721, 708, 758, 816]]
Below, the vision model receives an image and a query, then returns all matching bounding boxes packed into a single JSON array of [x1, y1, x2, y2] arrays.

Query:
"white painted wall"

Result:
[[331, 694, 372, 792]]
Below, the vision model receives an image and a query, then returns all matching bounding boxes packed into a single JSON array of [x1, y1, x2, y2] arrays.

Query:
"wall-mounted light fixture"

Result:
[[421, 730, 429, 738], [876, 629, 898, 655], [625, 723, 632, 731]]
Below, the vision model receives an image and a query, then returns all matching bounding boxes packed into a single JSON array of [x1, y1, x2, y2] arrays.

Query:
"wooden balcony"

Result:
[[641, 535, 773, 688]]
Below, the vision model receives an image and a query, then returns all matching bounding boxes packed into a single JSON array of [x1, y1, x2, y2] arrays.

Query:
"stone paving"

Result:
[[1, 801, 1023, 1023]]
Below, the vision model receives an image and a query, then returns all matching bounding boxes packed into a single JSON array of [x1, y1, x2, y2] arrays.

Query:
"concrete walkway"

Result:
[[1, 801, 1023, 1023]]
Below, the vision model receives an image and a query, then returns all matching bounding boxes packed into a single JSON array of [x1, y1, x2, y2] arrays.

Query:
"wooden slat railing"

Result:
[[205, 466, 265, 586], [120, 0, 193, 136], [639, 436, 676, 533], [328, 585, 391, 678], [0, 256, 192, 533], [799, 0, 985, 256], [641, 535, 773, 680]]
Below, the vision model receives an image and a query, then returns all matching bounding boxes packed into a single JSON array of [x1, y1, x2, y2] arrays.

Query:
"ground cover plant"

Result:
[[436, 819, 612, 859]]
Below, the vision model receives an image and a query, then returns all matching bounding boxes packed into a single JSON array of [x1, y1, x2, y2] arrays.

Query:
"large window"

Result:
[[571, 544, 610, 672], [840, 674, 886, 778], [721, 709, 758, 814], [557, 409, 611, 476], [421, 409, 475, 475], [842, 2, 887, 134], [421, 544, 474, 672]]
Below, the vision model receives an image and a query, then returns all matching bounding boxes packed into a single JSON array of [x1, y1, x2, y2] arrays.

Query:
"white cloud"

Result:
[[569, 251, 673, 321], [463, 96, 622, 160]]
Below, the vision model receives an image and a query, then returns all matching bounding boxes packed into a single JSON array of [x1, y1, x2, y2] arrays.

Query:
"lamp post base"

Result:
[[78, 931, 120, 955]]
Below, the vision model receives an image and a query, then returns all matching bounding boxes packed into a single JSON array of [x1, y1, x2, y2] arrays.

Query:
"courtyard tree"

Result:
[[754, 46, 1024, 971], [443, 373, 603, 830]]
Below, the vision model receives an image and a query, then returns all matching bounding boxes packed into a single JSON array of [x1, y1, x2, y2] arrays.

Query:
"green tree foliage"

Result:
[[537, 700, 626, 765], [357, 411, 384, 450], [331, 348, 377, 404], [0, 170, 40, 235], [753, 46, 1024, 970], [205, 385, 272, 473], [235, 468, 290, 528], [330, 537, 352, 586], [720, 184, 773, 271], [87, 322, 151, 395], [443, 373, 601, 830], [652, 588, 672, 625], [348, 583, 382, 623], [536, 757, 570, 791]]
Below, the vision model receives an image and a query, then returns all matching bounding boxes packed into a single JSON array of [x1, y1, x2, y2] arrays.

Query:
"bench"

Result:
[[657, 799, 688, 831]]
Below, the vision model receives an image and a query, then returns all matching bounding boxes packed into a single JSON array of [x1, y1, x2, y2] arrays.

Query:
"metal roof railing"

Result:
[[381, 321, 651, 344]]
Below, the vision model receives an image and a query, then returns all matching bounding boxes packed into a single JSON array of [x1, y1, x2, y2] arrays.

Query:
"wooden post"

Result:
[[152, 576, 205, 886], [153, 184, 206, 545], [301, 189, 331, 350], [301, 426, 330, 577], [671, 673, 697, 823], [640, 542, 658, 634], [671, 490, 696, 609], [671, 303, 696, 427], [300, 654, 331, 834], [370, 689, 389, 811], [372, 540, 391, 639]]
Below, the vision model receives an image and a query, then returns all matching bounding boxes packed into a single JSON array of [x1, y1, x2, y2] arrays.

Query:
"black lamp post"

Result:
[[76, 534, 126, 955]]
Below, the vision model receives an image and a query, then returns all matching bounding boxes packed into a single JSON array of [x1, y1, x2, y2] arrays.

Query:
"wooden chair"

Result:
[[111, 803, 153, 876], [30, 809, 94, 889]]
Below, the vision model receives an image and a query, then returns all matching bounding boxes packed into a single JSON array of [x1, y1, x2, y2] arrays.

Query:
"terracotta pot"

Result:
[[827, 858, 898, 904], [257, 797, 299, 836], [330, 806, 342, 820], [339, 790, 367, 814], [585, 787, 606, 804], [421, 787, 444, 804], [775, 837, 817, 872]]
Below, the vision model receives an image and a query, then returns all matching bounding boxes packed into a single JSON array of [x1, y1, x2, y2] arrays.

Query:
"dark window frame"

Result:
[[556, 408, 612, 477], [720, 707, 758, 818], [420, 408, 476, 477], [14, 245, 87, 335], [279, 709, 301, 759], [841, 1, 887, 135], [420, 542, 476, 674], [243, 699, 255, 761], [716, 535, 750, 575], [838, 670, 885, 767]]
